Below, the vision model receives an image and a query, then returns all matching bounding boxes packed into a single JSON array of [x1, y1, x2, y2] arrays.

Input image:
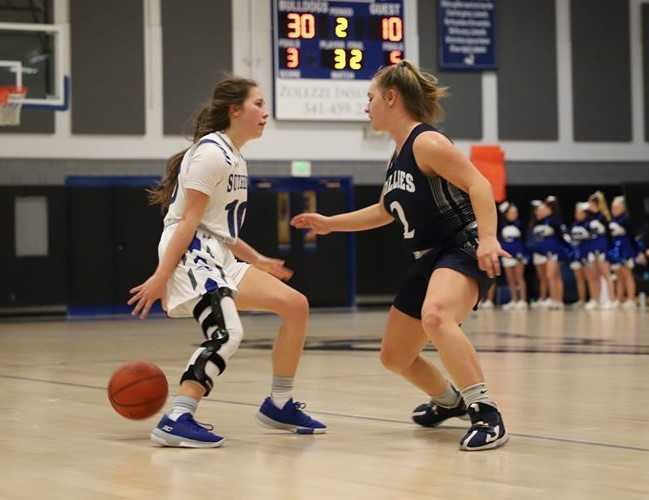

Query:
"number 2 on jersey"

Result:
[[389, 201, 414, 239], [225, 200, 247, 238]]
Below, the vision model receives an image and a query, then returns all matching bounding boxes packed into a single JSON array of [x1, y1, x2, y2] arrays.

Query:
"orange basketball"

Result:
[[108, 361, 168, 420]]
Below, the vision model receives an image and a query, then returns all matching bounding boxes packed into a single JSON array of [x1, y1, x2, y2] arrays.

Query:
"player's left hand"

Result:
[[476, 236, 511, 278], [254, 255, 294, 281]]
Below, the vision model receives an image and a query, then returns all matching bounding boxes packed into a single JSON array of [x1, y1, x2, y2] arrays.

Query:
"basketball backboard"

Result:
[[0, 20, 69, 110]]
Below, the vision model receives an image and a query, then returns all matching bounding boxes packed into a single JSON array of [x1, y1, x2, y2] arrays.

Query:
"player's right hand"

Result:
[[476, 236, 510, 278], [290, 212, 333, 235]]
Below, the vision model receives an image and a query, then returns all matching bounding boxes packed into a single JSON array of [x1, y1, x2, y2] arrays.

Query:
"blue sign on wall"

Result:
[[438, 0, 496, 71]]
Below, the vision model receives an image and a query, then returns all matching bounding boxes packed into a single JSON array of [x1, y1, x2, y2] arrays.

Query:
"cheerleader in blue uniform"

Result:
[[528, 201, 550, 308], [609, 196, 641, 309], [569, 202, 591, 307], [585, 192, 615, 309], [498, 202, 528, 310], [529, 197, 571, 310]]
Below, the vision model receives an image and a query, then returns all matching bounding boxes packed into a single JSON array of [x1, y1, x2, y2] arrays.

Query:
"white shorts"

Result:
[[533, 252, 557, 265], [587, 251, 607, 263], [533, 253, 548, 265], [611, 259, 634, 270], [502, 256, 523, 268], [159, 227, 250, 318]]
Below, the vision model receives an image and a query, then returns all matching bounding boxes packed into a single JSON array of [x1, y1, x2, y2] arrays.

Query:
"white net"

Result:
[[0, 88, 26, 126]]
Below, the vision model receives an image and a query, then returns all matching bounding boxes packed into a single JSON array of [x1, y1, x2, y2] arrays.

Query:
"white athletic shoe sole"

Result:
[[459, 431, 510, 451], [150, 428, 224, 448], [255, 412, 327, 434]]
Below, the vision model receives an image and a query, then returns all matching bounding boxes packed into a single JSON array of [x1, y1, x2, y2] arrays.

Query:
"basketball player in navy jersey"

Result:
[[129, 77, 325, 448], [292, 60, 509, 451]]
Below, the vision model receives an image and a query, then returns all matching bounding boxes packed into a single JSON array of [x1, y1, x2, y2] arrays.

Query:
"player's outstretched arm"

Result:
[[291, 202, 393, 234], [128, 188, 208, 318], [227, 238, 293, 281]]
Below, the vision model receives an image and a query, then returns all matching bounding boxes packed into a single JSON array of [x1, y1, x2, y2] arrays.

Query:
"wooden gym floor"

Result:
[[1, 307, 648, 500]]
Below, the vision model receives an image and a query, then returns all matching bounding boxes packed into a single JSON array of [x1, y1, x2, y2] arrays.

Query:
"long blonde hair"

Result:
[[373, 60, 448, 124], [588, 191, 611, 221]]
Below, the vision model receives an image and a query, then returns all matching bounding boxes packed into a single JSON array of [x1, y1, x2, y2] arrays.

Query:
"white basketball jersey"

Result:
[[163, 132, 248, 243]]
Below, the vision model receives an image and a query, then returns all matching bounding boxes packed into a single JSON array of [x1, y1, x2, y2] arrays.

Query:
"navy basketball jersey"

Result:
[[382, 123, 475, 254]]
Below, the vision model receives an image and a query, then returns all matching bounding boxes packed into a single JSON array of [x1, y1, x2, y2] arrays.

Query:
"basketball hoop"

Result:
[[0, 86, 27, 126]]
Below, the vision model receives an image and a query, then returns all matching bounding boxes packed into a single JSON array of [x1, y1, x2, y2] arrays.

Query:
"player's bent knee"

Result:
[[421, 304, 447, 338], [421, 304, 457, 342], [277, 289, 309, 320]]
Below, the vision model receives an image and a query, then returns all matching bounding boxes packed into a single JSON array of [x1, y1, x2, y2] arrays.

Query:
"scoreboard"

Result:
[[272, 0, 405, 121]]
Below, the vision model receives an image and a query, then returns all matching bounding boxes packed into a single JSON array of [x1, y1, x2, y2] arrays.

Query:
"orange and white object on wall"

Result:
[[470, 145, 506, 203]]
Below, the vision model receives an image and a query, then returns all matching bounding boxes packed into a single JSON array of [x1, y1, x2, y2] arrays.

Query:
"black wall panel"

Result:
[[161, 0, 232, 136], [66, 186, 162, 311], [354, 186, 409, 296], [293, 189, 352, 306], [70, 0, 145, 134], [66, 188, 115, 307], [571, 0, 631, 141], [497, 0, 558, 140], [0, 186, 66, 307], [112, 188, 164, 306]]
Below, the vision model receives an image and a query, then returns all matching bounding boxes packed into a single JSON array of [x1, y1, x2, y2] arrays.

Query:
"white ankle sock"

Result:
[[168, 395, 198, 421], [271, 376, 294, 408]]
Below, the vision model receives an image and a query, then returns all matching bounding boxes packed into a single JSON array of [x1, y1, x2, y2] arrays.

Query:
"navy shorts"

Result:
[[393, 243, 495, 320]]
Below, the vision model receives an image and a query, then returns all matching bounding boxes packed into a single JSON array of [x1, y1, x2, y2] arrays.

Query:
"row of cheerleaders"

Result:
[[484, 192, 648, 311]]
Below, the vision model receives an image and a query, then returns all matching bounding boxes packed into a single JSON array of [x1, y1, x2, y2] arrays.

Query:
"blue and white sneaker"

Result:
[[459, 402, 509, 451], [256, 397, 327, 434], [150, 413, 224, 448], [412, 386, 469, 427]]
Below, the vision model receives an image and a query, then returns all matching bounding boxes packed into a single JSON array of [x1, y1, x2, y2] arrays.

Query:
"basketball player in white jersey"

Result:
[[129, 77, 325, 447]]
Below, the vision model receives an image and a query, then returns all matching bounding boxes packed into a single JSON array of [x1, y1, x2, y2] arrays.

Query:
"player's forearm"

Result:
[[155, 220, 199, 279], [468, 178, 498, 240], [227, 238, 262, 264], [329, 203, 393, 232]]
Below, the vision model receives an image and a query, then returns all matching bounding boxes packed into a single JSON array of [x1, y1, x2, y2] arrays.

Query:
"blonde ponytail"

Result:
[[374, 60, 448, 124]]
